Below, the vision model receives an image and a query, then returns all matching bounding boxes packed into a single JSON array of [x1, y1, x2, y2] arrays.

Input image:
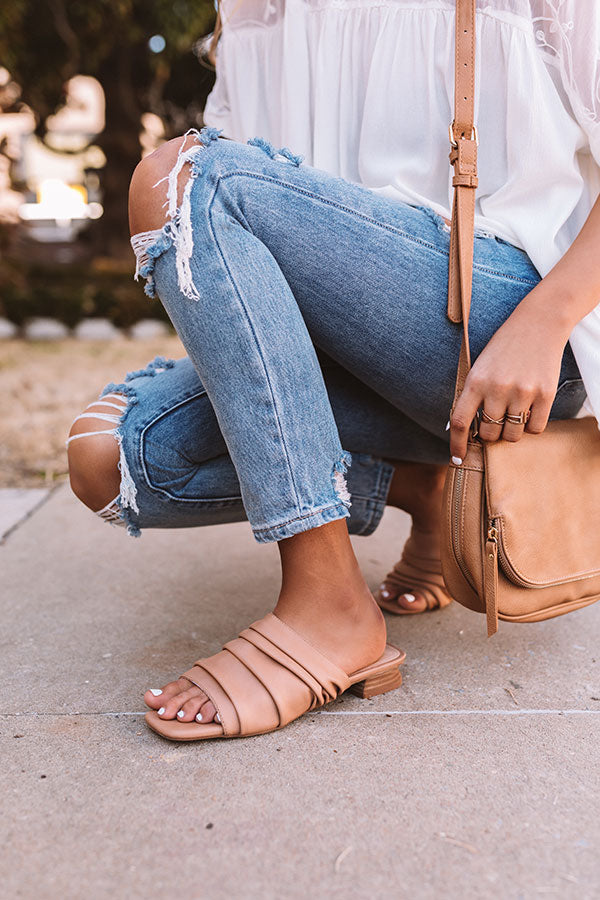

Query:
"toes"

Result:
[[175, 695, 219, 725], [159, 684, 208, 720], [144, 675, 221, 724], [378, 584, 429, 613], [396, 592, 428, 612], [178, 694, 208, 723], [195, 698, 217, 724], [144, 678, 189, 710]]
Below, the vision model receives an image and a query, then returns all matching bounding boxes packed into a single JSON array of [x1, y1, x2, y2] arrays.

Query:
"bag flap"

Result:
[[484, 417, 600, 587]]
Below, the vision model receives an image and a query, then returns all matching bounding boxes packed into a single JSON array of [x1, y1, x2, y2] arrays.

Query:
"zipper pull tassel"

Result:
[[485, 524, 499, 637]]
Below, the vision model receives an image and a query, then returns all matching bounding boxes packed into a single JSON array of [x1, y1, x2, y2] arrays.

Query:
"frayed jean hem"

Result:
[[252, 501, 351, 543]]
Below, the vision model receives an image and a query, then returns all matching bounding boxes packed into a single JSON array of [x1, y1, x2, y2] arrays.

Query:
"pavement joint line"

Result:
[[0, 483, 61, 545], [3, 708, 600, 718]]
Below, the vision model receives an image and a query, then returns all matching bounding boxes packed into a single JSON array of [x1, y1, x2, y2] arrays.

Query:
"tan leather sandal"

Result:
[[376, 531, 453, 615], [145, 613, 405, 741]]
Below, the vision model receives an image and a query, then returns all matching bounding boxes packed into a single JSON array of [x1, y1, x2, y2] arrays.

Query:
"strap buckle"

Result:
[[448, 122, 479, 149]]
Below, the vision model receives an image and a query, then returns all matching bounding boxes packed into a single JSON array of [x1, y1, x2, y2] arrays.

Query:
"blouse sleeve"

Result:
[[203, 42, 234, 136], [532, 0, 600, 165]]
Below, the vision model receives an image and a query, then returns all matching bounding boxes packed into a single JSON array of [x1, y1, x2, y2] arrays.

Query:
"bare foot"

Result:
[[144, 519, 387, 724], [377, 461, 451, 614]]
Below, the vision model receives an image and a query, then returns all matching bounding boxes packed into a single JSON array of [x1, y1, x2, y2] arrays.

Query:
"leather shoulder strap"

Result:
[[448, 0, 478, 407]]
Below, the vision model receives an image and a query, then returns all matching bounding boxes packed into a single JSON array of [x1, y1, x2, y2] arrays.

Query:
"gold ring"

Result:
[[481, 410, 506, 426], [505, 410, 531, 426]]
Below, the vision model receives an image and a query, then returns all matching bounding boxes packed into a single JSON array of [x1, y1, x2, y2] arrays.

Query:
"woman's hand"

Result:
[[449, 288, 573, 461], [448, 191, 600, 461]]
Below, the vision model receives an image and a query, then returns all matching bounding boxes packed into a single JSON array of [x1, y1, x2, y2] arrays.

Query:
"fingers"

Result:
[[477, 404, 506, 444], [526, 393, 553, 435], [450, 384, 483, 461], [501, 406, 528, 442], [450, 386, 550, 461]]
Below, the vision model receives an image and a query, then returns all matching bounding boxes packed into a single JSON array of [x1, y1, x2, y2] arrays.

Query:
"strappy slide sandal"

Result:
[[145, 613, 405, 741], [376, 531, 453, 615]]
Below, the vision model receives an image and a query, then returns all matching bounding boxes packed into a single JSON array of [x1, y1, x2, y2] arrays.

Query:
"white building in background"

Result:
[[1, 70, 165, 244], [0, 71, 106, 241], [0, 67, 35, 223]]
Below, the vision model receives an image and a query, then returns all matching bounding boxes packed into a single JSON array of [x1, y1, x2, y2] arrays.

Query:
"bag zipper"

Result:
[[451, 466, 476, 589], [485, 521, 499, 636]]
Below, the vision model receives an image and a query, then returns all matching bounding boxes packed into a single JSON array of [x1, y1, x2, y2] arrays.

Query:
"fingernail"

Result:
[[445, 420, 451, 431], [158, 707, 165, 715], [195, 713, 203, 723], [149, 689, 162, 696], [403, 593, 416, 604], [177, 710, 185, 719], [215, 713, 221, 723], [452, 456, 463, 466]]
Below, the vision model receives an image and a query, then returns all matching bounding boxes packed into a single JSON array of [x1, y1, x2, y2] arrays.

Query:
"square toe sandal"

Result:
[[145, 613, 406, 741]]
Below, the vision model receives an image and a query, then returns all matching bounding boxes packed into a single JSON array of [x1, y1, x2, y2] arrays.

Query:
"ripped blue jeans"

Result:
[[83, 128, 586, 540]]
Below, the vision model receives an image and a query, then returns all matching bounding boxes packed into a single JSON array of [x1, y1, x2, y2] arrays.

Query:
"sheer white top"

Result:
[[204, 0, 600, 422]]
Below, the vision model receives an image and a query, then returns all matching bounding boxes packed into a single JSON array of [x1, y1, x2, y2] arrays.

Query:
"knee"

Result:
[[129, 136, 189, 235], [67, 400, 123, 512]]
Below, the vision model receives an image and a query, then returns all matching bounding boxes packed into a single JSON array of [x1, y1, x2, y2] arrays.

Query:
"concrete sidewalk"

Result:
[[2, 486, 599, 899]]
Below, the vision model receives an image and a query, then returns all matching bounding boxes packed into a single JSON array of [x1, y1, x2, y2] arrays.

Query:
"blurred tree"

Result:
[[0, 0, 217, 257]]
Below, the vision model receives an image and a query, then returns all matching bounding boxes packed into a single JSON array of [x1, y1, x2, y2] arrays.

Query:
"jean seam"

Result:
[[203, 176, 317, 518], [217, 171, 540, 287], [253, 500, 348, 536]]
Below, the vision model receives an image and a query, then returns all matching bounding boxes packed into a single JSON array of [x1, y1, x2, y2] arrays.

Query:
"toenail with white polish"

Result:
[[195, 713, 203, 722], [158, 707, 165, 715], [452, 456, 463, 466], [215, 713, 221, 723], [403, 594, 416, 603], [381, 589, 389, 598], [150, 689, 163, 696], [177, 710, 185, 719]]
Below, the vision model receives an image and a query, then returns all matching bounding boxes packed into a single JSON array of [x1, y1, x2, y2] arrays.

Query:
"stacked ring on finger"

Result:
[[505, 410, 531, 426], [481, 410, 506, 426]]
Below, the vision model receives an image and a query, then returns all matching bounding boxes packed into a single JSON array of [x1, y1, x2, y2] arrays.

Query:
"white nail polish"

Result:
[[445, 420, 451, 431], [215, 713, 221, 723], [158, 707, 165, 715], [381, 589, 389, 598], [452, 456, 463, 466], [150, 689, 162, 696], [177, 710, 185, 719], [195, 713, 203, 723], [403, 593, 416, 603]]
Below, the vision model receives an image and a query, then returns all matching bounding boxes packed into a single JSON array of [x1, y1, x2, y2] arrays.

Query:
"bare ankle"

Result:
[[386, 461, 446, 517]]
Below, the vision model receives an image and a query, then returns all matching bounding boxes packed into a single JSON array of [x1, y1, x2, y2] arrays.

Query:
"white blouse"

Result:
[[204, 0, 600, 422]]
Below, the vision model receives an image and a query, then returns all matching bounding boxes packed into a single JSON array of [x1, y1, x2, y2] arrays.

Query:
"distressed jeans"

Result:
[[103, 128, 585, 540]]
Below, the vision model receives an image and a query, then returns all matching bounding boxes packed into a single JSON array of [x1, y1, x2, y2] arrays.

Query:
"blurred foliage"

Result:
[[0, 0, 218, 136], [0, 256, 172, 328], [0, 0, 218, 255]]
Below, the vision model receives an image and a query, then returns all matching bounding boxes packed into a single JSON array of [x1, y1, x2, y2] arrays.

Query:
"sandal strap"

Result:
[[381, 535, 450, 610], [182, 613, 351, 736]]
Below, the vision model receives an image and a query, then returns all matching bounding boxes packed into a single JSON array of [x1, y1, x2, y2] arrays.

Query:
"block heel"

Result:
[[349, 665, 403, 699]]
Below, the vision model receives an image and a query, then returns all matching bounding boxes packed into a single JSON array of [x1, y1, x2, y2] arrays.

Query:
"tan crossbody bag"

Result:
[[440, 0, 600, 636]]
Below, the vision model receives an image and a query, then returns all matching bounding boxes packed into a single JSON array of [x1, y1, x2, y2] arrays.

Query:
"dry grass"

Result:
[[0, 337, 185, 488]]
